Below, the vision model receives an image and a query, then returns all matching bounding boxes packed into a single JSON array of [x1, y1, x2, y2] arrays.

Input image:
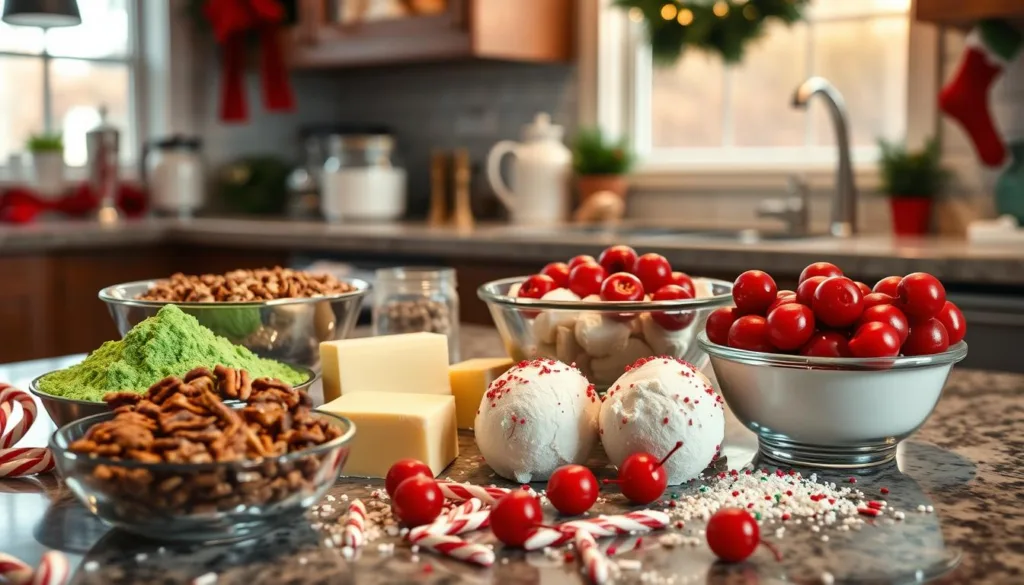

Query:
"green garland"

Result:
[[615, 0, 809, 65]]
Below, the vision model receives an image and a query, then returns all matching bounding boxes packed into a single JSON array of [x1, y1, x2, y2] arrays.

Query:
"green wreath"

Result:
[[615, 0, 809, 65]]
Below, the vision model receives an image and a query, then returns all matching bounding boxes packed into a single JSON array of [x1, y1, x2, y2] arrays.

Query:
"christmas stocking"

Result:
[[939, 19, 1022, 168]]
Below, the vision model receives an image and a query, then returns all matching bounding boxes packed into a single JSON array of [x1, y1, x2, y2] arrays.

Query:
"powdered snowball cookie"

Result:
[[590, 337, 653, 383], [640, 312, 692, 357], [575, 312, 631, 357], [583, 294, 601, 303], [475, 359, 600, 482], [600, 356, 724, 485], [556, 325, 582, 365], [508, 282, 522, 298], [532, 288, 581, 343]]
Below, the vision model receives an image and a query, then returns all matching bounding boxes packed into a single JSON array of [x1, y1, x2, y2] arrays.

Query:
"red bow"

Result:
[[0, 184, 147, 224], [203, 0, 295, 123]]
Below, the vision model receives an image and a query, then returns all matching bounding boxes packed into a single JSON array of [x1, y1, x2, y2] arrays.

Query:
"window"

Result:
[[0, 0, 137, 167], [595, 0, 920, 178]]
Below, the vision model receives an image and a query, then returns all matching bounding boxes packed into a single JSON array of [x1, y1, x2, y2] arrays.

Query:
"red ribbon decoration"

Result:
[[0, 184, 147, 224], [203, 0, 295, 123]]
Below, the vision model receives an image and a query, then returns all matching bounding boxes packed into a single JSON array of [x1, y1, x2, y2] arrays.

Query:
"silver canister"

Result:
[[86, 107, 121, 224]]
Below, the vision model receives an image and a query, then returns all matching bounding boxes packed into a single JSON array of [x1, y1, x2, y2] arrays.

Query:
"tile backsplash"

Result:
[[195, 52, 577, 218]]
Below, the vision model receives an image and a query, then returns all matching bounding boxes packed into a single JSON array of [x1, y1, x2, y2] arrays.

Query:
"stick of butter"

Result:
[[320, 332, 451, 402], [319, 392, 458, 478], [448, 357, 514, 429]]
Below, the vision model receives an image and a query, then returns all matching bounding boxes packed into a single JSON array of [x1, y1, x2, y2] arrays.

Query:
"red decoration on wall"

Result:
[[202, 0, 295, 123]]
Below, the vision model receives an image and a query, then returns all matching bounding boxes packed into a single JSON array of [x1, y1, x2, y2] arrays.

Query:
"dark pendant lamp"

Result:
[[2, 0, 81, 27]]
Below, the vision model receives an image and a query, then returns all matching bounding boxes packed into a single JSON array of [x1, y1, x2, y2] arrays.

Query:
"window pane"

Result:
[[45, 0, 130, 58], [650, 52, 724, 148], [731, 22, 808, 147], [0, 56, 44, 162], [811, 16, 908, 147], [50, 59, 133, 166], [0, 0, 45, 54]]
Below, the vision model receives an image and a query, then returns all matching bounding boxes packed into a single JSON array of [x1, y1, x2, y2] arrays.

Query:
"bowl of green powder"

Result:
[[99, 277, 369, 370], [32, 305, 317, 425]]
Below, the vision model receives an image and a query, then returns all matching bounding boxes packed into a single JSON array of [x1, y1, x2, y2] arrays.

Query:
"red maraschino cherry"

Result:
[[706, 507, 782, 563], [490, 490, 544, 547], [602, 441, 683, 504]]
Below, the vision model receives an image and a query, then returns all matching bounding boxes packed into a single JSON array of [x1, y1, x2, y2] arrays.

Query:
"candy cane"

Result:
[[30, 551, 69, 585], [0, 552, 33, 585], [446, 497, 484, 521], [574, 529, 610, 585], [407, 532, 494, 567], [0, 386, 54, 479], [0, 386, 37, 449], [437, 481, 518, 505], [523, 511, 669, 550], [410, 510, 490, 540], [341, 499, 366, 548]]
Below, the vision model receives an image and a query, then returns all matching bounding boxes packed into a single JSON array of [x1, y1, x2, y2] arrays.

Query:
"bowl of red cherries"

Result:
[[477, 245, 733, 390], [697, 262, 968, 469]]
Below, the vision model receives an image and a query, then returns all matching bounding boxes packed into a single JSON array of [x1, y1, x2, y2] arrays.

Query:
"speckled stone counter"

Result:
[[3, 218, 1024, 285], [1, 327, 1022, 584]]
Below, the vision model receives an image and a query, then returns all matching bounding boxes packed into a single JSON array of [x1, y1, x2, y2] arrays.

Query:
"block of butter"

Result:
[[448, 357, 514, 429], [320, 392, 459, 478], [320, 332, 451, 402]]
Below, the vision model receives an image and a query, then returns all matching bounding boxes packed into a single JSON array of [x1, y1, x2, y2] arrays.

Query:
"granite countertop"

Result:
[[2, 218, 1024, 285], [0, 326, 1022, 584]]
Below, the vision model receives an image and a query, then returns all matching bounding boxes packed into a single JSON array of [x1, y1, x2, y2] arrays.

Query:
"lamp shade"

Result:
[[2, 0, 81, 28]]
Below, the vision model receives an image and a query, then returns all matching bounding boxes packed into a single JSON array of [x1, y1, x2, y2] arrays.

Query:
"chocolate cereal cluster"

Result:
[[138, 267, 355, 302]]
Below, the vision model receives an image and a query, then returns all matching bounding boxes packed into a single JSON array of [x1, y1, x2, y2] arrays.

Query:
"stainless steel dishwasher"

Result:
[[948, 290, 1024, 373]]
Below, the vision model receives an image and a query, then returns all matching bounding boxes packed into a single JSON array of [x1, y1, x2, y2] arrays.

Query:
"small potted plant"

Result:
[[878, 138, 948, 236], [27, 133, 65, 197], [572, 127, 634, 201]]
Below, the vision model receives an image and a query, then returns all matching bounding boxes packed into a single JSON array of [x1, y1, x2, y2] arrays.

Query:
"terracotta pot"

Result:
[[576, 174, 628, 202], [889, 197, 933, 236]]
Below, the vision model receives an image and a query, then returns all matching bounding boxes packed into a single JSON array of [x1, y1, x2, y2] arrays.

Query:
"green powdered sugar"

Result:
[[38, 305, 305, 401]]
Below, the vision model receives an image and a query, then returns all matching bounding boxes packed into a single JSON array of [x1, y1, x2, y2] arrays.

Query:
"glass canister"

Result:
[[321, 133, 407, 222], [373, 267, 460, 363]]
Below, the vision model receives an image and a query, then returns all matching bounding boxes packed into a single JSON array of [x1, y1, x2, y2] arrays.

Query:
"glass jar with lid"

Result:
[[321, 133, 407, 222], [373, 267, 459, 363]]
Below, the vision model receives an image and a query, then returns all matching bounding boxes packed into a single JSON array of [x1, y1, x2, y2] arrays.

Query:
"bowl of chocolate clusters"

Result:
[[50, 366, 355, 543], [99, 267, 369, 370]]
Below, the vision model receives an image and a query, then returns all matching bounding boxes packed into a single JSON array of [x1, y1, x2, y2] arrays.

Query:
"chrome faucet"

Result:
[[757, 176, 810, 235], [792, 77, 857, 237]]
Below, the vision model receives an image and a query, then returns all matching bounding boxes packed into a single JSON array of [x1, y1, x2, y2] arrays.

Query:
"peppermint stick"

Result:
[[30, 551, 70, 585], [574, 529, 610, 584], [523, 510, 670, 550], [0, 552, 33, 585], [446, 497, 484, 521], [341, 499, 366, 548], [407, 532, 494, 567], [437, 481, 514, 505], [410, 510, 490, 540], [0, 385, 54, 479]]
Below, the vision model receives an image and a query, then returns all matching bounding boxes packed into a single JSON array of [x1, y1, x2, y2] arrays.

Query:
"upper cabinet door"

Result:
[[288, 0, 572, 68]]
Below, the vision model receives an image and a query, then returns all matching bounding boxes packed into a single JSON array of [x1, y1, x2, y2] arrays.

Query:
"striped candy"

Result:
[[574, 529, 610, 584], [341, 499, 367, 548], [31, 551, 69, 585], [407, 532, 494, 567], [0, 552, 33, 585], [0, 385, 54, 479], [410, 510, 490, 540], [437, 481, 514, 505], [523, 510, 670, 550]]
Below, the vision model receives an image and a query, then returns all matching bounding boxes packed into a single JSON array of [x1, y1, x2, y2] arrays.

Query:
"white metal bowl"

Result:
[[698, 332, 968, 468]]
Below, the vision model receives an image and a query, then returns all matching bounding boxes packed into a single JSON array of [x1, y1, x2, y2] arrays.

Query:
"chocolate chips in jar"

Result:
[[377, 298, 452, 336], [373, 267, 460, 362]]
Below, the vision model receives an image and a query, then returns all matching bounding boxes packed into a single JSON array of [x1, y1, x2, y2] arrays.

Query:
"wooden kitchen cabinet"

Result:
[[915, 0, 1024, 27], [0, 256, 53, 363], [288, 0, 573, 68]]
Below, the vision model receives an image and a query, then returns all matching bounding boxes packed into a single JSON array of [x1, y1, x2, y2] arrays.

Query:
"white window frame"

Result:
[[577, 0, 940, 192], [0, 0, 195, 182]]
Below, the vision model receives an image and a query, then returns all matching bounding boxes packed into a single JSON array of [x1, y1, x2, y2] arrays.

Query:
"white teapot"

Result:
[[486, 113, 572, 225]]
